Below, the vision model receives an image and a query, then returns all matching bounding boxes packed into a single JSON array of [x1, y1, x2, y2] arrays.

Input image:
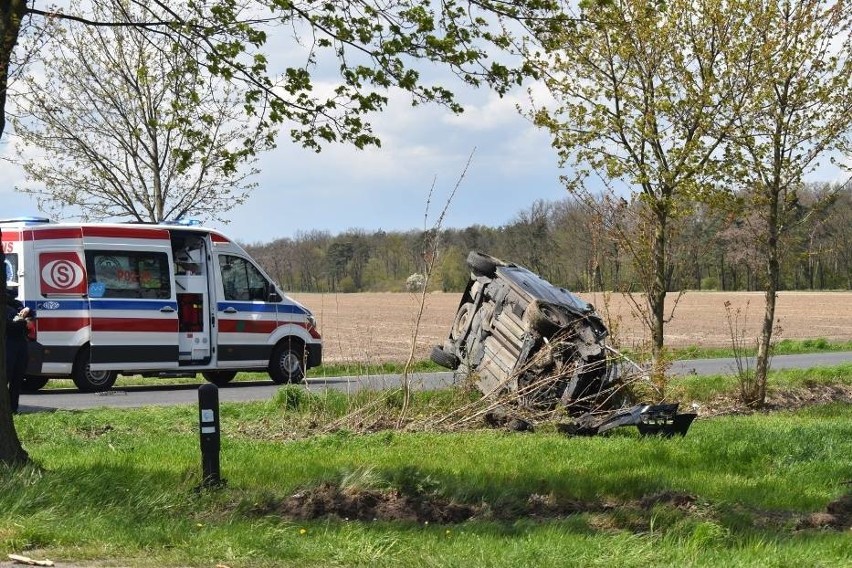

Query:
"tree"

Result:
[[823, 184, 852, 289], [12, 0, 271, 223], [502, 199, 554, 278], [0, 0, 560, 465], [725, 0, 852, 406], [526, 0, 756, 376]]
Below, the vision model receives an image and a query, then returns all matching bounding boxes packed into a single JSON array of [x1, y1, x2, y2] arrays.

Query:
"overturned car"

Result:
[[431, 251, 616, 411]]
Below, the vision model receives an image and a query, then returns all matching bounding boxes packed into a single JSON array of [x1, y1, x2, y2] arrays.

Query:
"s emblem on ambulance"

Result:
[[40, 301, 61, 310]]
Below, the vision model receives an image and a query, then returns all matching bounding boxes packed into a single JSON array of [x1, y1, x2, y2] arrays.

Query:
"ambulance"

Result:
[[1, 217, 322, 392]]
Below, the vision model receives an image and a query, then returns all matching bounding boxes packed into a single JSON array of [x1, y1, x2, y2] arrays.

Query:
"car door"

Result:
[[215, 253, 278, 368], [83, 227, 179, 371]]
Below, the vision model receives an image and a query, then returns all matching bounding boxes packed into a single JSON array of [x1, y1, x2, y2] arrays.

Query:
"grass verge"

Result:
[[667, 362, 852, 405], [3, 377, 851, 567], [666, 337, 852, 360]]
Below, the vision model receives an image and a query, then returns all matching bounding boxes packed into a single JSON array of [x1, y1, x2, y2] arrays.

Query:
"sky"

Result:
[[1, 78, 569, 245], [3, 5, 849, 246]]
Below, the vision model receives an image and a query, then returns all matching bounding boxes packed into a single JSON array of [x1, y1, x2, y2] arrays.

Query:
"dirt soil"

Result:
[[260, 483, 851, 534], [291, 291, 852, 363]]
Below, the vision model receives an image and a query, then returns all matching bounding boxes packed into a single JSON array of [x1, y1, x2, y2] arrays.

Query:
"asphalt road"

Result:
[[18, 351, 852, 413]]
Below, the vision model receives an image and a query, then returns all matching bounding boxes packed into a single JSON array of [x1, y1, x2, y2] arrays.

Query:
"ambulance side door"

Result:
[[83, 228, 179, 371]]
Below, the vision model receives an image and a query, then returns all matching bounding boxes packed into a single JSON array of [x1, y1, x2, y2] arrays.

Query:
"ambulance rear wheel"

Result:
[[72, 347, 117, 392], [269, 342, 305, 384], [21, 376, 49, 393], [202, 371, 237, 387]]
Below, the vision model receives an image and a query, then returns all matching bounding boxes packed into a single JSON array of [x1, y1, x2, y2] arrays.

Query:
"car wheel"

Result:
[[21, 375, 49, 393], [269, 341, 305, 384], [202, 371, 238, 387], [523, 300, 572, 336], [71, 346, 117, 392], [430, 345, 460, 370], [450, 302, 475, 340], [466, 251, 502, 277]]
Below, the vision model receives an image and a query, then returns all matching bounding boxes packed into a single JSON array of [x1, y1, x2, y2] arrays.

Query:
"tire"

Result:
[[430, 345, 460, 370], [466, 251, 501, 277], [21, 376, 49, 393], [450, 302, 474, 340], [269, 341, 306, 384], [71, 346, 117, 392], [524, 300, 572, 336], [202, 371, 238, 387]]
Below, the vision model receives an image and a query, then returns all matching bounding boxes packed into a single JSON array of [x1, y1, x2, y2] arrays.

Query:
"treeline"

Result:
[[244, 183, 852, 294]]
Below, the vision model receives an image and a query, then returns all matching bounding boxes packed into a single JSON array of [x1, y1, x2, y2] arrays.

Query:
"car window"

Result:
[[85, 250, 171, 299], [219, 254, 269, 301]]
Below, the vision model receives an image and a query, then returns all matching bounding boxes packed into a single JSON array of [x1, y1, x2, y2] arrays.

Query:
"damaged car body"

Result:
[[431, 251, 615, 410], [432, 251, 696, 436]]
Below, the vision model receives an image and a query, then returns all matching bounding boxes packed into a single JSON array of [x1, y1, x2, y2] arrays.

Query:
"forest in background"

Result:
[[244, 182, 852, 294]]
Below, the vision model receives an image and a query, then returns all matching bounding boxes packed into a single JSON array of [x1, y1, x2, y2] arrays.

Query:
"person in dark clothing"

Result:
[[5, 283, 33, 414]]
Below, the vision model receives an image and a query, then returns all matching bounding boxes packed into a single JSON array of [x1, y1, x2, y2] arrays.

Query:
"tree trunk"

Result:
[[0, 235, 30, 465], [649, 205, 668, 385], [1, 1, 32, 466], [753, 190, 781, 408], [1, 0, 25, 138]]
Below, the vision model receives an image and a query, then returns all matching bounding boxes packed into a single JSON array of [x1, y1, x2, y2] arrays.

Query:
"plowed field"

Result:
[[290, 291, 852, 364]]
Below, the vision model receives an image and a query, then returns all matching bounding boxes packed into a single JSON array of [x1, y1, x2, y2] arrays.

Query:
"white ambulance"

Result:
[[1, 217, 322, 392]]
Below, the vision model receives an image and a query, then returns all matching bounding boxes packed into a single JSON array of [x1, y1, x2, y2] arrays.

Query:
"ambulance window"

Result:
[[4, 255, 17, 285], [219, 255, 270, 301], [85, 250, 171, 299]]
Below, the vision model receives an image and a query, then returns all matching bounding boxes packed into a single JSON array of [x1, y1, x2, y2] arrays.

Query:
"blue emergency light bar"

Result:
[[162, 218, 202, 226], [0, 217, 52, 225]]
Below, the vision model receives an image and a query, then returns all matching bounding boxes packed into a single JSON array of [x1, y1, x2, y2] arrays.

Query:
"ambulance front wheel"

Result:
[[72, 346, 117, 392], [269, 341, 305, 384]]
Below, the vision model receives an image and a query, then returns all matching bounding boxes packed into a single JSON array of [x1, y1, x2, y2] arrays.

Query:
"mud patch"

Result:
[[256, 484, 604, 523], [269, 482, 481, 523], [796, 492, 852, 531], [249, 482, 850, 535], [256, 486, 706, 525]]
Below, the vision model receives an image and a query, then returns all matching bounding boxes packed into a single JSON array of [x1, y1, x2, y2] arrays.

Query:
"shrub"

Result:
[[405, 273, 425, 292]]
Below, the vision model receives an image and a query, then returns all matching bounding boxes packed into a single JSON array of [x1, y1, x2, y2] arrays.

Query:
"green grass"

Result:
[[668, 362, 852, 402], [2, 382, 851, 567], [666, 337, 852, 360]]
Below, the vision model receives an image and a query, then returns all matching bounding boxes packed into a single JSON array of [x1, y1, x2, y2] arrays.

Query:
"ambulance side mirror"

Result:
[[268, 291, 282, 303]]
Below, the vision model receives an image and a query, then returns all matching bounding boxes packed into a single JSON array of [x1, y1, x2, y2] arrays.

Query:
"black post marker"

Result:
[[198, 383, 223, 489]]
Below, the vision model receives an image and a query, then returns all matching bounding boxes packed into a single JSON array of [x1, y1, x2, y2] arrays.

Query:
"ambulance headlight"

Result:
[[306, 314, 317, 329]]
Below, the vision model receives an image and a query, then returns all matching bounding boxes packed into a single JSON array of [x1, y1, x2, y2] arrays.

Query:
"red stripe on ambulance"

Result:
[[92, 318, 178, 333], [219, 320, 277, 334], [37, 317, 90, 332], [32, 228, 83, 240], [82, 226, 170, 240], [1, 230, 24, 242]]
